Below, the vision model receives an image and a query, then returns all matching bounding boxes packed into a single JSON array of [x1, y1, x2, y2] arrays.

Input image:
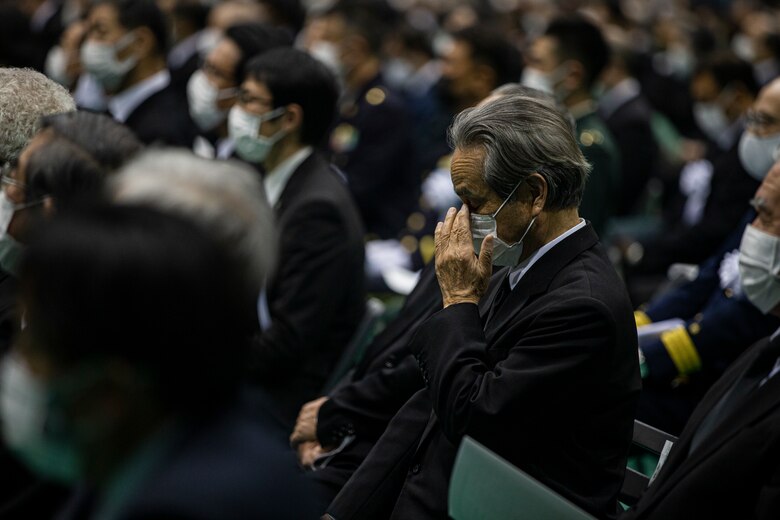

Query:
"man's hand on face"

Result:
[[290, 396, 329, 447], [435, 205, 493, 308]]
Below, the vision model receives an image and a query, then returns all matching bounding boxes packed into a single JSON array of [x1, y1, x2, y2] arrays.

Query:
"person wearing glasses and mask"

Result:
[[187, 22, 292, 159], [228, 48, 365, 428], [634, 77, 780, 436], [80, 0, 195, 147], [325, 93, 639, 520], [622, 158, 780, 520]]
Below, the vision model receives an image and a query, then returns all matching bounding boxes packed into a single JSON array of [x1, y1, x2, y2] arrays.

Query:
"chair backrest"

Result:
[[449, 436, 597, 520], [619, 420, 678, 507], [321, 297, 386, 394]]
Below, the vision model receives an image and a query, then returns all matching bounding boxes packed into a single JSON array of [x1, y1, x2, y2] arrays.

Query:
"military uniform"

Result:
[[329, 74, 418, 240], [634, 210, 780, 434], [573, 103, 621, 237]]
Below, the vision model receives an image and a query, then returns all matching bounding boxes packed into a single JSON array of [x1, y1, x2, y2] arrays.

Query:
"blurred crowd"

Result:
[[0, 0, 779, 518]]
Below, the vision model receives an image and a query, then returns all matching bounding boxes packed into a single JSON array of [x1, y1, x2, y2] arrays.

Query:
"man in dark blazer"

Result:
[[290, 263, 439, 499], [228, 48, 365, 427], [81, 0, 197, 147], [326, 93, 640, 520], [623, 160, 780, 520]]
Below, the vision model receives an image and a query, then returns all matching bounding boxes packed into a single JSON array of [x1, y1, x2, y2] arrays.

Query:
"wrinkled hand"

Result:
[[435, 206, 493, 308], [290, 396, 329, 447], [297, 440, 324, 468]]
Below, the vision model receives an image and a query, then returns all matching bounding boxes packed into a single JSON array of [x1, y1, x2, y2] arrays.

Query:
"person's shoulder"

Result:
[[126, 400, 322, 519]]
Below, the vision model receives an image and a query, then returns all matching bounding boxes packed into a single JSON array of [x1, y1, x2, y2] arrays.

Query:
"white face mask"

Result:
[[693, 102, 729, 143], [739, 224, 780, 314], [228, 105, 287, 164], [187, 70, 236, 132], [80, 33, 138, 91], [44, 46, 73, 87], [520, 67, 554, 95], [738, 131, 780, 182], [308, 41, 342, 78], [470, 182, 536, 267], [0, 354, 82, 483]]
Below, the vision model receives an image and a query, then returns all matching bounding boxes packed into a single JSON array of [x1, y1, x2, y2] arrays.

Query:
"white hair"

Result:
[[110, 149, 277, 291], [0, 68, 75, 164]]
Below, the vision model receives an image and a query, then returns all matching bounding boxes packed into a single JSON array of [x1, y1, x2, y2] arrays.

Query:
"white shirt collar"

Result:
[[508, 219, 586, 289], [264, 146, 313, 207], [108, 69, 171, 123], [598, 78, 641, 119]]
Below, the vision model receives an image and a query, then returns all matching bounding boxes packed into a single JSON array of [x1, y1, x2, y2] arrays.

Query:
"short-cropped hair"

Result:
[[0, 68, 75, 165]]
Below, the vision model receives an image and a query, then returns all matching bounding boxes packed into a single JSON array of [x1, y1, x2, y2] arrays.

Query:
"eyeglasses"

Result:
[[0, 162, 24, 190], [745, 110, 780, 130]]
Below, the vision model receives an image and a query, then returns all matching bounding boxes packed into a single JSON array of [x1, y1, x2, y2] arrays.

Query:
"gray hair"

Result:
[[448, 93, 590, 210], [0, 68, 75, 164], [110, 149, 277, 292], [489, 84, 577, 133]]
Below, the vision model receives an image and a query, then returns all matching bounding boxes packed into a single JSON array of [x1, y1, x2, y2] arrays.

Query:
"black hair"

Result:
[[397, 23, 434, 58], [451, 25, 523, 87], [40, 111, 143, 172], [25, 137, 106, 210], [694, 52, 759, 96], [92, 0, 170, 54], [327, 0, 397, 55], [172, 0, 210, 32], [545, 14, 610, 89], [20, 204, 251, 413], [257, 0, 305, 35], [245, 48, 339, 146], [224, 23, 294, 83]]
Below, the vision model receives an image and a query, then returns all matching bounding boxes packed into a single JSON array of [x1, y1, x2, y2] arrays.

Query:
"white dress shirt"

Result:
[[108, 69, 171, 123], [264, 146, 313, 207], [508, 219, 586, 289]]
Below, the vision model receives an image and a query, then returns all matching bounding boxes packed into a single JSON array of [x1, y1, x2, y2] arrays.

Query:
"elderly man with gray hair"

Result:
[[0, 68, 75, 166], [326, 94, 640, 520], [109, 149, 276, 295]]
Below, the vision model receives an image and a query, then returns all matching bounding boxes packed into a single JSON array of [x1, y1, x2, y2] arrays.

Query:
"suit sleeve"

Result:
[[755, 464, 780, 519], [408, 298, 616, 444], [317, 354, 424, 447], [249, 201, 358, 376]]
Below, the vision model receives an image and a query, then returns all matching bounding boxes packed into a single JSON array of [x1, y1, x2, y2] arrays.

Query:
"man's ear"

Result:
[[561, 60, 585, 92], [526, 173, 548, 215], [128, 27, 157, 60], [283, 103, 304, 135]]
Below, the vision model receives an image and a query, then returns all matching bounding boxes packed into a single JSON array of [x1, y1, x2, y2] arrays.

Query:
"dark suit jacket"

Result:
[[623, 334, 780, 520], [634, 136, 760, 275], [121, 82, 198, 148], [250, 152, 366, 427], [56, 389, 321, 520], [312, 263, 440, 497], [328, 223, 641, 520], [601, 94, 659, 216], [329, 74, 418, 239]]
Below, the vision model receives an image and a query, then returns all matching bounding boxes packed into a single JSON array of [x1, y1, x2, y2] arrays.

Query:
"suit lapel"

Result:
[[273, 153, 321, 216], [640, 336, 780, 508], [483, 224, 599, 339]]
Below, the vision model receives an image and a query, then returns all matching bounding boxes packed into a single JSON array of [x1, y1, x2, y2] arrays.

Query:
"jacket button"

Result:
[[410, 464, 421, 475]]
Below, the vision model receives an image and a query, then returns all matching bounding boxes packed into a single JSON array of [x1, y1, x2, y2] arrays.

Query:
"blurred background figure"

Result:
[[229, 47, 366, 428], [2, 204, 320, 519]]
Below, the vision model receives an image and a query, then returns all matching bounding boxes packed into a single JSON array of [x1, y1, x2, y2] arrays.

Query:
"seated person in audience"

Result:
[[188, 22, 292, 158], [229, 48, 366, 427], [634, 76, 780, 435], [290, 84, 574, 502], [1, 204, 320, 520], [622, 159, 780, 520], [622, 54, 759, 278], [326, 93, 640, 520], [80, 0, 196, 147]]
